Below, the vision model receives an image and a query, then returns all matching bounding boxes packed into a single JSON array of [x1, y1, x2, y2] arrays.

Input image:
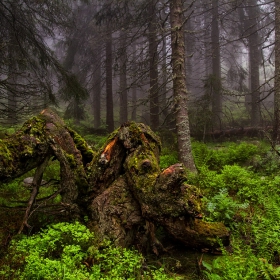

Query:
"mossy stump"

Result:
[[0, 109, 229, 252]]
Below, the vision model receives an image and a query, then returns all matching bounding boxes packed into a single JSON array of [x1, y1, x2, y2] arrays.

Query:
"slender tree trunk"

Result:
[[7, 75, 17, 125], [274, 0, 280, 143], [106, 30, 114, 132], [170, 0, 197, 173], [159, 4, 168, 120], [236, 1, 251, 113], [161, 29, 168, 118], [131, 42, 137, 121], [119, 30, 128, 124], [7, 23, 17, 125], [93, 49, 102, 129], [184, 0, 194, 93], [211, 0, 222, 130], [148, 1, 160, 130], [246, 0, 261, 127], [204, 1, 212, 78]]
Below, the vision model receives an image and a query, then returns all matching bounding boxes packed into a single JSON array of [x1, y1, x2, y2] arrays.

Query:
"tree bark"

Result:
[[106, 29, 114, 132], [211, 0, 222, 130], [246, 0, 261, 127], [148, 1, 160, 130], [0, 109, 229, 251], [274, 0, 280, 144], [119, 30, 128, 124], [7, 16, 18, 125], [131, 42, 137, 121], [92, 45, 102, 129], [170, 0, 197, 173]]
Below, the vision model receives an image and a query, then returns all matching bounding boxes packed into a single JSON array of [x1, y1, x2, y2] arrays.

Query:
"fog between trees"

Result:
[[0, 0, 279, 165]]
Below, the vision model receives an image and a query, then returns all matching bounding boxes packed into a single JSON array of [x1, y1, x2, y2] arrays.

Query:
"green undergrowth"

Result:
[[0, 160, 60, 207], [2, 123, 280, 279], [0, 160, 62, 258], [159, 147, 178, 169], [0, 222, 182, 280], [185, 141, 280, 279]]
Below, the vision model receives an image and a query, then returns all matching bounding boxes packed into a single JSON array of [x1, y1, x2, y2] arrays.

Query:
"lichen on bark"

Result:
[[0, 110, 229, 251]]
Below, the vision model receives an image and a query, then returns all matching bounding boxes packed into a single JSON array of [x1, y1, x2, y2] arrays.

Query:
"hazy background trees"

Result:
[[0, 0, 278, 163], [0, 0, 87, 124]]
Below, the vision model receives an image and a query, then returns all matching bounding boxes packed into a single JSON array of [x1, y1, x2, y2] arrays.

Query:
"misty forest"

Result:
[[1, 0, 280, 279]]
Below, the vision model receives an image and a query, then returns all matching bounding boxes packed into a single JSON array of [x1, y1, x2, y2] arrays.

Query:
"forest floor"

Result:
[[1, 125, 280, 279]]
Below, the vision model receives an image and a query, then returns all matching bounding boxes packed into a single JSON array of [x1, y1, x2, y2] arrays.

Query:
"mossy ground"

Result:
[[1, 119, 280, 279]]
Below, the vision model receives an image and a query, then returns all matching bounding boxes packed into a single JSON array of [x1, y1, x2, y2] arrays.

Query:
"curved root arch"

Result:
[[0, 109, 229, 251]]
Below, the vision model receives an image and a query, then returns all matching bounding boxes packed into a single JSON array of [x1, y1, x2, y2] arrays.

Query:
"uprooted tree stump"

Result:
[[0, 109, 229, 252]]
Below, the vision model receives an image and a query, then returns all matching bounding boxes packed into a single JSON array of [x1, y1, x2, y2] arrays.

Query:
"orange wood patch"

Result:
[[161, 165, 175, 176], [102, 137, 117, 161], [140, 133, 148, 144]]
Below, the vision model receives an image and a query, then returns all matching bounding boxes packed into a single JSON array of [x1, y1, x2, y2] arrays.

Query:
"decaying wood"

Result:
[[0, 109, 229, 252], [202, 126, 269, 140]]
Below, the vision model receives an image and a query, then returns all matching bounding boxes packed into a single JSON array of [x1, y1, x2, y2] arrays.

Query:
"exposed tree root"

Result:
[[0, 109, 230, 252]]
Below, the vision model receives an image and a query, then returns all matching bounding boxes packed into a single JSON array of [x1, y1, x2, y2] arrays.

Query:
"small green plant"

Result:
[[202, 188, 248, 227], [0, 222, 181, 279], [192, 141, 260, 171], [253, 149, 280, 175], [160, 148, 178, 169], [83, 134, 108, 150], [202, 240, 280, 280]]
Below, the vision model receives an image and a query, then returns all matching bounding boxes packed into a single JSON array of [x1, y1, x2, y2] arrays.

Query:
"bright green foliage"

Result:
[[202, 188, 248, 227], [188, 163, 269, 201], [192, 141, 260, 170], [0, 159, 61, 208], [43, 160, 60, 180], [159, 147, 178, 169], [203, 240, 280, 280], [3, 130, 280, 280], [0, 222, 181, 280], [83, 134, 108, 150], [248, 198, 280, 262], [252, 149, 280, 175], [190, 141, 280, 280]]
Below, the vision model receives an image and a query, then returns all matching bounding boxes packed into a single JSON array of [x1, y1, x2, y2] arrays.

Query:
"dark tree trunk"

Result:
[[131, 42, 137, 121], [131, 42, 139, 121], [106, 30, 114, 132], [211, 0, 222, 130], [246, 0, 261, 127], [0, 109, 229, 251], [274, 0, 280, 143], [184, 1, 194, 93], [161, 29, 168, 118], [170, 0, 197, 173], [148, 1, 160, 130], [7, 27, 18, 125], [92, 47, 102, 129], [119, 30, 128, 124]]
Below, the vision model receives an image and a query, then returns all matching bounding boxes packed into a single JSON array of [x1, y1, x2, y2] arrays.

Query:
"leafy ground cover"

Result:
[[189, 141, 280, 279], [0, 222, 182, 279], [1, 123, 280, 279]]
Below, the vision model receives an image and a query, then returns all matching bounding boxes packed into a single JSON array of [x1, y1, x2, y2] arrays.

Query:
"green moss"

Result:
[[0, 139, 13, 176], [126, 147, 160, 192], [193, 219, 229, 246], [65, 153, 76, 168], [68, 128, 95, 164], [183, 184, 202, 214], [0, 140, 12, 160]]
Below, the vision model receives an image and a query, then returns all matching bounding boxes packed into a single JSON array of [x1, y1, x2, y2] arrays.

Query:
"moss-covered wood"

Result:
[[0, 109, 229, 251]]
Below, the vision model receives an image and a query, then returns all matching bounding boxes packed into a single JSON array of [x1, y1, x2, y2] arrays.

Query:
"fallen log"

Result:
[[201, 126, 271, 141], [0, 109, 229, 251]]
